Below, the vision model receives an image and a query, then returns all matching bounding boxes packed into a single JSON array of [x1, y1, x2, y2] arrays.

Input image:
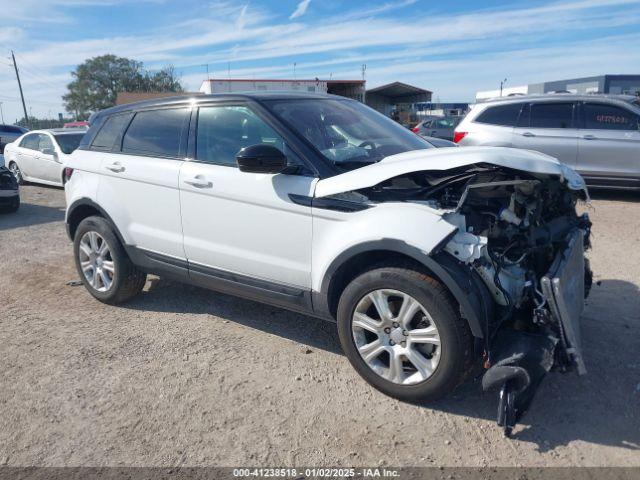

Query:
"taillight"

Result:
[[64, 167, 74, 183], [453, 131, 468, 143], [412, 126, 420, 134]]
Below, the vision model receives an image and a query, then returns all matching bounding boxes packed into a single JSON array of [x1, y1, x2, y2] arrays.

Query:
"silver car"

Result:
[[455, 94, 640, 189], [412, 116, 461, 140]]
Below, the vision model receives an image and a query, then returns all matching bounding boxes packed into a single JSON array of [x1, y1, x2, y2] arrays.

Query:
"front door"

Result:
[[512, 101, 579, 168], [576, 102, 640, 183], [179, 104, 315, 289], [35, 134, 62, 183]]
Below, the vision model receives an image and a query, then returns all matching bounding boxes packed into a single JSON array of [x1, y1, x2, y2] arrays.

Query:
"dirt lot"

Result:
[[0, 185, 638, 468]]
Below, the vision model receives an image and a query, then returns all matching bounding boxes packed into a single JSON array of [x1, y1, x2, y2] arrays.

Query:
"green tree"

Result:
[[63, 55, 184, 119]]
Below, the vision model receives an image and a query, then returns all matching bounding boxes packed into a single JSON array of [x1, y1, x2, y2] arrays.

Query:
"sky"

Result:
[[0, 0, 639, 122]]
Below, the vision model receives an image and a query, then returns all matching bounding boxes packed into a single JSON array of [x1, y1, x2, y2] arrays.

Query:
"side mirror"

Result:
[[236, 144, 287, 174]]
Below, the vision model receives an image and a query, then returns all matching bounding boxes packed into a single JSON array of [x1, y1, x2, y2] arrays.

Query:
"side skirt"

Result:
[[125, 246, 326, 320]]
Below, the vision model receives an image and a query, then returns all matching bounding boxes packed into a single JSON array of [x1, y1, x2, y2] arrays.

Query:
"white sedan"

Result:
[[4, 128, 86, 187]]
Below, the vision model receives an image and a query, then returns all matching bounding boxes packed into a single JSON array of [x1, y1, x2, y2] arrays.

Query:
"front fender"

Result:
[[311, 202, 493, 338]]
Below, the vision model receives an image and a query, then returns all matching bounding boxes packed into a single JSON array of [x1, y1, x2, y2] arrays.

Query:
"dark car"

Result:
[[0, 125, 29, 153], [0, 166, 19, 212]]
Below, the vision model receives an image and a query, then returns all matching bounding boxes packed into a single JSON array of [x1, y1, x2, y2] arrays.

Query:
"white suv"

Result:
[[65, 93, 592, 434]]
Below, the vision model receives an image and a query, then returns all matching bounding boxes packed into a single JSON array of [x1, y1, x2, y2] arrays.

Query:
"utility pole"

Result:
[[500, 78, 507, 97], [11, 51, 29, 126]]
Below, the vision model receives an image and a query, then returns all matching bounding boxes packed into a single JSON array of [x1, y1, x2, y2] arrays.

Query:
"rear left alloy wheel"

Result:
[[73, 216, 147, 304], [337, 266, 473, 402]]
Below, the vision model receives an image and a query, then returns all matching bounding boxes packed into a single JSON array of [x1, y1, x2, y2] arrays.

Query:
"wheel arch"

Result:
[[316, 240, 493, 339], [66, 198, 126, 245]]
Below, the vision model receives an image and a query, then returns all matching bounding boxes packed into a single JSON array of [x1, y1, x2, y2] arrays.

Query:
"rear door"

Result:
[[96, 107, 189, 259], [512, 101, 579, 167], [16, 133, 40, 178], [576, 102, 640, 184]]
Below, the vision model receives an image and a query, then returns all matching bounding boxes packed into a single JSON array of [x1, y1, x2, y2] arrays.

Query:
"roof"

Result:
[[116, 91, 201, 105], [92, 91, 350, 120], [476, 93, 639, 105], [203, 78, 365, 84], [26, 128, 87, 135], [367, 82, 433, 97]]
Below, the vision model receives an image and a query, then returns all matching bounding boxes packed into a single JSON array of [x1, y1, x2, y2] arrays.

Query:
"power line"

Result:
[[12, 54, 67, 92]]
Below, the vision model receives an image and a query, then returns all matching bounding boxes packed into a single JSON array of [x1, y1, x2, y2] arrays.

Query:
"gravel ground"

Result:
[[0, 185, 638, 468]]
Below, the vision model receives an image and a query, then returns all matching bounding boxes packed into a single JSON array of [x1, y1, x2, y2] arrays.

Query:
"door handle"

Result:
[[105, 162, 125, 173], [184, 177, 212, 188], [521, 131, 536, 137], [582, 134, 597, 140]]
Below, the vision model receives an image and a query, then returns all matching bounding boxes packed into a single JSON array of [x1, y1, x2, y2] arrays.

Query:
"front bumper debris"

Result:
[[483, 228, 588, 436], [541, 229, 587, 375]]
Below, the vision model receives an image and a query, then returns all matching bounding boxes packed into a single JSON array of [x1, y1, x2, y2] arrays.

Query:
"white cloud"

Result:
[[289, 0, 311, 20], [0, 0, 639, 120], [236, 4, 249, 30]]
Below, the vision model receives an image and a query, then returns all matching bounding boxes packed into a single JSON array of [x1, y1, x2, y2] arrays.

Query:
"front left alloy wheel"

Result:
[[73, 216, 147, 304], [337, 265, 474, 402]]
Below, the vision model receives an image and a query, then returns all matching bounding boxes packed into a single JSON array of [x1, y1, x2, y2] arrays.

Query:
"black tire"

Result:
[[337, 265, 474, 402], [73, 216, 146, 304], [8, 162, 23, 185]]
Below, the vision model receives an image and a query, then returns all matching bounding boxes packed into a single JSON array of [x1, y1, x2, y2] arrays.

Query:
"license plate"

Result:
[[541, 229, 587, 375]]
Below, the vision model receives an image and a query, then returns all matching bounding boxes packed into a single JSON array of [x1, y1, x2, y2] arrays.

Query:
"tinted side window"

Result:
[[584, 103, 639, 131], [121, 108, 189, 157], [530, 102, 574, 129], [20, 134, 40, 150], [196, 106, 285, 166], [92, 113, 134, 150], [475, 103, 522, 126]]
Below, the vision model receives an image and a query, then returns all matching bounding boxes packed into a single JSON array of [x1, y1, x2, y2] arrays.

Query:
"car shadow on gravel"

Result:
[[588, 188, 640, 202], [426, 278, 640, 452], [0, 202, 65, 230], [123, 277, 343, 354], [123, 276, 640, 453]]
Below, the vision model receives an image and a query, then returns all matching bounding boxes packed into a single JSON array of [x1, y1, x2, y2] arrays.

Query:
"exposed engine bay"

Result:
[[357, 163, 593, 436]]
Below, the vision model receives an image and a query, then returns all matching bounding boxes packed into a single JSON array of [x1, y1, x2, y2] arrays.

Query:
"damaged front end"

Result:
[[344, 160, 592, 436]]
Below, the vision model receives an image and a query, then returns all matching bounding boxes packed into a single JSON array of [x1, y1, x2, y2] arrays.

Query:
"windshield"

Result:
[[54, 133, 84, 154], [266, 98, 433, 171]]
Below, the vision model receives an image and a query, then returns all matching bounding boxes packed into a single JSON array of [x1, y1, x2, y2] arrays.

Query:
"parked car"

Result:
[[0, 166, 19, 212], [0, 124, 28, 153], [420, 135, 457, 148], [412, 116, 461, 140], [5, 128, 85, 186], [454, 94, 640, 189], [65, 93, 592, 435]]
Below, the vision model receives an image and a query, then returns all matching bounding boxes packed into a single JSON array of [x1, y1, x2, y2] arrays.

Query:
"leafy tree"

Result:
[[63, 55, 184, 119]]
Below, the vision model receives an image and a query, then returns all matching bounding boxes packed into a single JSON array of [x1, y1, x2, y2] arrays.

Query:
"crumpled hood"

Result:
[[314, 146, 588, 198]]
